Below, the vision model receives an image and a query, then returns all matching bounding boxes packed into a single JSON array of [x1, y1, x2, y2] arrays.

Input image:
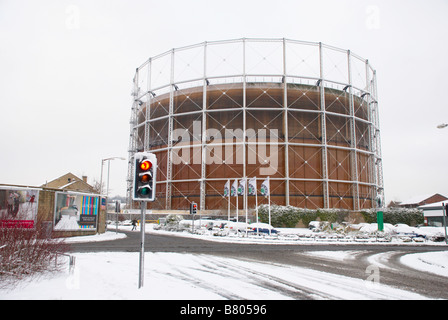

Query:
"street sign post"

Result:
[[133, 152, 157, 289], [115, 200, 120, 234], [138, 201, 146, 289], [377, 211, 384, 232], [376, 195, 384, 232], [442, 203, 448, 244]]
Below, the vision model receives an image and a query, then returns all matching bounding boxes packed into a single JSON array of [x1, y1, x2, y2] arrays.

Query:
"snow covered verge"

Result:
[[1, 250, 442, 300], [62, 230, 127, 243], [401, 251, 448, 278], [1, 229, 447, 300]]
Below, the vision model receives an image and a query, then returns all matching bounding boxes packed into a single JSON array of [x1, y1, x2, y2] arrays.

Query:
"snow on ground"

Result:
[[63, 230, 127, 243], [0, 251, 432, 300], [401, 251, 448, 278], [1, 227, 447, 300]]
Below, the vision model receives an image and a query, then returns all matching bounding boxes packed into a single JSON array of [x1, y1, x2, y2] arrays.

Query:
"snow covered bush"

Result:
[[257, 205, 349, 228], [360, 208, 424, 226], [164, 214, 184, 231], [258, 205, 424, 228], [166, 214, 183, 225], [0, 221, 68, 289]]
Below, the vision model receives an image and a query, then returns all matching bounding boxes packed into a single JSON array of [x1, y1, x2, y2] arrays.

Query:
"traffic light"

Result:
[[133, 152, 157, 202], [190, 202, 197, 215]]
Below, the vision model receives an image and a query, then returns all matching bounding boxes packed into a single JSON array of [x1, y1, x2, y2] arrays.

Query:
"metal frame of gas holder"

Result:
[[126, 38, 383, 211]]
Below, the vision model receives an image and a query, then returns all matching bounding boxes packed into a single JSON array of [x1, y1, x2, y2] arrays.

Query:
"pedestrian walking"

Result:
[[131, 218, 137, 231]]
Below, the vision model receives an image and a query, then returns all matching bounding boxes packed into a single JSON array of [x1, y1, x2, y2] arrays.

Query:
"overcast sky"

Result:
[[1, 0, 447, 203]]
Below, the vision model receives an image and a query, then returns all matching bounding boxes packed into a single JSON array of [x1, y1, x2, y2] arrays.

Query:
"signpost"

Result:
[[138, 201, 146, 289], [115, 200, 120, 234], [377, 211, 384, 232], [442, 203, 448, 244], [132, 152, 157, 289], [376, 195, 384, 232]]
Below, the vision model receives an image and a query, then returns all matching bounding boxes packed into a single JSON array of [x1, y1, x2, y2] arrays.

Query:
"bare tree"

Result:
[[91, 179, 104, 195], [0, 214, 69, 289]]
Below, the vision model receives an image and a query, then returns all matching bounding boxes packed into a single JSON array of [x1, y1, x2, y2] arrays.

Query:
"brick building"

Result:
[[0, 173, 106, 237], [399, 193, 448, 208]]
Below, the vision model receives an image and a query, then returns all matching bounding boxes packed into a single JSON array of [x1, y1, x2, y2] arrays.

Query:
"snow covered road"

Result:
[[1, 251, 439, 300], [2, 230, 448, 300]]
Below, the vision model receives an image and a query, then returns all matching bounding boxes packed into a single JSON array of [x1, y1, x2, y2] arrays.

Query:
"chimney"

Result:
[[82, 176, 88, 183]]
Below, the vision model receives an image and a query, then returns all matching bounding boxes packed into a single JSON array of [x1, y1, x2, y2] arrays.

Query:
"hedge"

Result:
[[360, 208, 424, 226], [257, 205, 349, 228], [257, 205, 424, 227]]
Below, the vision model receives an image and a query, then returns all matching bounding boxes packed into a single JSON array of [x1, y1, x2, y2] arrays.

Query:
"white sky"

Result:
[[1, 0, 447, 203]]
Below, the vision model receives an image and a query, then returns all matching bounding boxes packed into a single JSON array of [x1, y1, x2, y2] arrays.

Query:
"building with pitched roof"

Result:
[[399, 193, 448, 208], [42, 172, 98, 194]]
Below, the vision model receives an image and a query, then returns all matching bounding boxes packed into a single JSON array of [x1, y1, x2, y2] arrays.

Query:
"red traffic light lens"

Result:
[[140, 160, 152, 171]]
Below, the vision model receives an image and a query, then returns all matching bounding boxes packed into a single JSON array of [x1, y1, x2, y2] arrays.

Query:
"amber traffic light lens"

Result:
[[141, 174, 150, 183]]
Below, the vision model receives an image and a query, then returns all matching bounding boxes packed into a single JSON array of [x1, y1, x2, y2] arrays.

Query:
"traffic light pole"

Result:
[[442, 203, 448, 244], [138, 201, 146, 289], [133, 151, 157, 288]]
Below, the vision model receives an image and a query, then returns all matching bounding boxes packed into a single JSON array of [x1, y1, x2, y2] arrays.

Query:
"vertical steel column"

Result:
[[282, 38, 290, 206], [347, 50, 360, 210], [165, 49, 175, 210], [127, 69, 139, 208], [365, 59, 376, 207], [319, 43, 329, 209], [200, 42, 207, 211], [242, 38, 247, 215], [372, 70, 384, 205], [144, 59, 152, 151]]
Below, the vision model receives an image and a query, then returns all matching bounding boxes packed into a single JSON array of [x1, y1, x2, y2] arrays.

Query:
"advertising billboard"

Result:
[[0, 187, 39, 228], [54, 191, 98, 231]]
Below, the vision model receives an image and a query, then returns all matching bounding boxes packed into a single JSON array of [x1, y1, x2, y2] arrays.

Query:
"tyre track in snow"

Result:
[[366, 250, 448, 299], [202, 254, 427, 300], [153, 254, 244, 300], [217, 249, 447, 299], [198, 254, 341, 300]]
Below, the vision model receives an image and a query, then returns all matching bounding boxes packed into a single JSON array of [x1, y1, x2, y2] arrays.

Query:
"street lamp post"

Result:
[[100, 157, 125, 233], [437, 124, 447, 243]]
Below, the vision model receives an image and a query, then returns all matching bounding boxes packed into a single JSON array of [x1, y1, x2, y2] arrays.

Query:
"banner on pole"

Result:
[[224, 180, 230, 197], [237, 179, 245, 196], [231, 180, 238, 197], [248, 177, 257, 196], [260, 178, 269, 196]]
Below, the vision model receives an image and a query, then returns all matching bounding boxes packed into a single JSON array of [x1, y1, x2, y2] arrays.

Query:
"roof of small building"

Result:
[[42, 172, 97, 194], [419, 200, 447, 209], [399, 193, 448, 206]]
